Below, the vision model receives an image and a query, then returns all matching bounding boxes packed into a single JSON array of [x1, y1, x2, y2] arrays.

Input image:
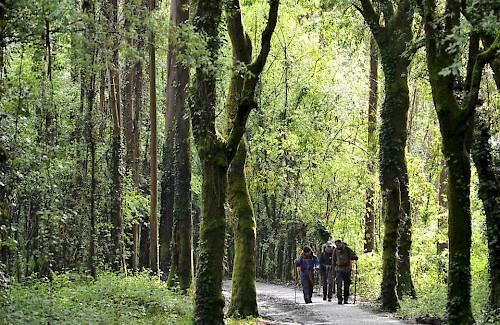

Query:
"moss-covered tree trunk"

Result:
[[191, 1, 278, 322], [443, 133, 474, 324], [472, 117, 500, 312], [194, 155, 228, 324], [227, 141, 258, 317], [397, 168, 416, 298], [422, 1, 499, 321], [377, 57, 411, 311], [365, 36, 378, 253], [359, 0, 415, 307]]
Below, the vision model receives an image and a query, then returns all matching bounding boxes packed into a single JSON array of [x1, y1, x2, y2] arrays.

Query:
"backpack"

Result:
[[335, 248, 350, 267]]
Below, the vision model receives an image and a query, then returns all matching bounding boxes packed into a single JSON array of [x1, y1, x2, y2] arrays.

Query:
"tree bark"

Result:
[[148, 0, 159, 275], [191, 0, 278, 322], [165, 0, 192, 290], [365, 36, 377, 253], [82, 0, 97, 278], [0, 145, 9, 268], [358, 0, 416, 307], [224, 0, 259, 316], [471, 117, 500, 312], [123, 0, 144, 272], [106, 0, 125, 273], [378, 55, 412, 310], [421, 2, 500, 321]]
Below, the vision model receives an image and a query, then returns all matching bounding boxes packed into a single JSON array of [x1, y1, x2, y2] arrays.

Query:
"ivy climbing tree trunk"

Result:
[[225, 0, 258, 316], [105, 0, 125, 273], [421, 0, 500, 321], [191, 1, 278, 323], [364, 36, 377, 253], [357, 0, 416, 309], [471, 117, 500, 313]]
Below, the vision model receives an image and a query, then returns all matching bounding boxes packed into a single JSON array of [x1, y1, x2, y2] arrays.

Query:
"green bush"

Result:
[[0, 272, 193, 325]]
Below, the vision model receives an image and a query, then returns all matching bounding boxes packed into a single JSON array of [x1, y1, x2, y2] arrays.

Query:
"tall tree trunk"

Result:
[[106, 0, 125, 273], [378, 56, 412, 310], [161, 0, 189, 282], [358, 0, 415, 308], [165, 0, 192, 290], [82, 0, 97, 278], [422, 3, 499, 320], [227, 141, 258, 316], [191, 1, 278, 322], [168, 101, 193, 289], [225, 1, 258, 315], [443, 133, 474, 324], [0, 145, 8, 268], [148, 0, 159, 275], [471, 117, 500, 312], [364, 36, 378, 253], [123, 0, 144, 273]]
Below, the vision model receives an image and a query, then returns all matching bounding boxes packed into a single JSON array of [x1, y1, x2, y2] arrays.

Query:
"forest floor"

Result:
[[223, 281, 413, 325]]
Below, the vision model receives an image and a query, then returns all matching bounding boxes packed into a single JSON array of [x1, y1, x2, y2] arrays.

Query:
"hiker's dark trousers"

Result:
[[336, 269, 351, 303], [321, 267, 334, 300], [301, 275, 313, 303]]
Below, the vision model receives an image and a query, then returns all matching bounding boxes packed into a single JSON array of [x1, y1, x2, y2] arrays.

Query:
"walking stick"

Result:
[[353, 260, 358, 304]]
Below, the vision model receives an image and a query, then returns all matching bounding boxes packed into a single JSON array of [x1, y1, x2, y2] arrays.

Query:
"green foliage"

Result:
[[0, 272, 193, 325]]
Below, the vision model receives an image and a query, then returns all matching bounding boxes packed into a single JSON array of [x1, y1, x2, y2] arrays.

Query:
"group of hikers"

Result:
[[295, 239, 358, 304]]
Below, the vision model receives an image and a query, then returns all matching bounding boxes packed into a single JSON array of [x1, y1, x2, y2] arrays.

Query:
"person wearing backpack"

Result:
[[295, 245, 319, 304], [319, 241, 335, 301], [333, 239, 358, 304]]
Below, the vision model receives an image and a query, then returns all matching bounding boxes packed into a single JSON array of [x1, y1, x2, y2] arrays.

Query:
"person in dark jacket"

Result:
[[333, 239, 358, 304], [295, 245, 319, 304], [319, 241, 335, 301]]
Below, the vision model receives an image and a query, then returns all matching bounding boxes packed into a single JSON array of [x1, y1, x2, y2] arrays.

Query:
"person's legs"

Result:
[[327, 269, 333, 300], [336, 271, 343, 304], [343, 270, 351, 303], [301, 276, 309, 303], [321, 271, 327, 300], [308, 277, 314, 302]]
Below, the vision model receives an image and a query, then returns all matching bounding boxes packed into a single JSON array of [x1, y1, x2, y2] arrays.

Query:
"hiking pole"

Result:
[[353, 259, 358, 304]]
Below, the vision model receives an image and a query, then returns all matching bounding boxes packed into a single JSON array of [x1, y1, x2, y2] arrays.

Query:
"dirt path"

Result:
[[223, 281, 410, 324]]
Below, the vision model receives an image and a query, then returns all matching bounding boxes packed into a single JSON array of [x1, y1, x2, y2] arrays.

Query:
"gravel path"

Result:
[[223, 281, 411, 324]]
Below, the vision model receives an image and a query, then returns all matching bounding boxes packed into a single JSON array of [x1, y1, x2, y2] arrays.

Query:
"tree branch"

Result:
[[226, 0, 279, 160], [248, 0, 279, 76], [464, 32, 500, 117], [358, 0, 382, 34], [226, 0, 251, 63]]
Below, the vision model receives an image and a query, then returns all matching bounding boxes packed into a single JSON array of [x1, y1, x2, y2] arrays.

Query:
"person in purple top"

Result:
[[295, 245, 319, 303]]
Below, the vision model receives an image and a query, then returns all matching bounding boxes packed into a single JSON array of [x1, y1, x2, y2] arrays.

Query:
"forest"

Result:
[[0, 0, 499, 324]]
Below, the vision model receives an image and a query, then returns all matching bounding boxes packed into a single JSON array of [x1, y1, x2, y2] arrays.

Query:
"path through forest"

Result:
[[223, 281, 410, 324]]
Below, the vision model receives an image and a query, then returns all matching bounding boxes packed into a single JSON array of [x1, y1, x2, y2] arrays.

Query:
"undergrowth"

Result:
[[0, 272, 193, 324]]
